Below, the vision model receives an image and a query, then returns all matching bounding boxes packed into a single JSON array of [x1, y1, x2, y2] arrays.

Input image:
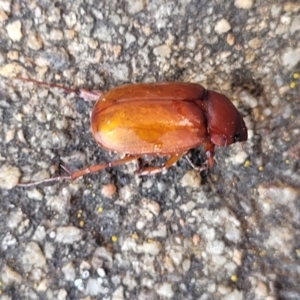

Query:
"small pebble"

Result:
[[290, 15, 300, 34], [27, 33, 43, 50], [85, 278, 105, 296], [153, 44, 171, 58], [112, 286, 124, 300], [21, 242, 46, 272], [127, 0, 144, 14], [137, 240, 162, 255], [55, 226, 82, 244], [0, 10, 8, 22], [239, 90, 258, 108], [234, 0, 253, 9], [97, 268, 106, 277], [1, 266, 22, 285], [281, 48, 300, 70], [74, 278, 84, 292], [255, 281, 269, 297], [223, 289, 243, 300], [101, 183, 117, 198], [91, 247, 113, 270], [0, 164, 21, 189], [248, 37, 262, 50], [214, 19, 231, 34], [229, 150, 248, 165], [181, 170, 201, 188], [57, 289, 67, 300], [6, 20, 22, 41], [62, 262, 76, 281], [226, 34, 235, 45], [156, 282, 174, 299]]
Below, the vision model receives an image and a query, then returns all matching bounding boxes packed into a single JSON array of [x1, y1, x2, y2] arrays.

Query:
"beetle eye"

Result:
[[234, 133, 241, 142]]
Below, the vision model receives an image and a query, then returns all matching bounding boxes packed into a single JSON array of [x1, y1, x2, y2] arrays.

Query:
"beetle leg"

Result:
[[78, 89, 103, 102], [137, 154, 183, 175], [184, 155, 209, 172], [204, 142, 215, 168], [17, 155, 141, 187], [65, 155, 142, 180], [14, 77, 103, 101], [17, 173, 73, 187]]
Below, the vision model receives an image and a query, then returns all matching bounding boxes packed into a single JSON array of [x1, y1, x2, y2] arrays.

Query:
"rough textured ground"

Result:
[[0, 0, 300, 299]]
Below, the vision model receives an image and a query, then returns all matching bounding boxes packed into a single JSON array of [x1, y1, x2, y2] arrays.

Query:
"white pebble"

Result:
[[180, 200, 196, 212], [97, 268, 106, 277], [181, 171, 201, 188], [225, 225, 241, 243], [62, 262, 76, 281], [85, 278, 104, 296], [91, 247, 113, 270], [127, 0, 144, 14], [57, 289, 67, 300], [207, 240, 225, 255], [21, 242, 46, 272], [281, 47, 300, 70], [153, 44, 171, 58], [229, 150, 248, 165], [234, 0, 253, 9], [1, 266, 22, 285], [223, 289, 243, 300], [26, 189, 43, 201], [74, 278, 84, 291], [239, 90, 258, 108], [112, 286, 124, 300], [81, 270, 90, 279], [137, 240, 162, 255], [55, 226, 82, 244], [156, 282, 174, 298], [248, 37, 262, 50], [290, 15, 300, 34], [214, 19, 231, 34], [0, 164, 21, 189], [6, 20, 22, 41], [27, 33, 43, 50], [125, 32, 136, 48], [151, 223, 167, 238]]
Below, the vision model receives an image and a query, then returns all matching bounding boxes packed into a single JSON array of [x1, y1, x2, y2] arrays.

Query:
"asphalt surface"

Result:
[[0, 0, 300, 299]]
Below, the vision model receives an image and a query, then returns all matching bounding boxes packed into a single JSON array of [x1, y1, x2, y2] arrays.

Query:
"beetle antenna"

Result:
[[14, 77, 103, 102]]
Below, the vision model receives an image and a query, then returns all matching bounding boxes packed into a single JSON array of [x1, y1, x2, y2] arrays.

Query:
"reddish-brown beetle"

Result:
[[16, 80, 247, 187]]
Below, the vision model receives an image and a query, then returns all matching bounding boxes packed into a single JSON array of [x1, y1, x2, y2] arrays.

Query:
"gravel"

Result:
[[0, 1, 299, 299]]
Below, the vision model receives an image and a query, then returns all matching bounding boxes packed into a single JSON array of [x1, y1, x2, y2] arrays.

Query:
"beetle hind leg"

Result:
[[17, 155, 141, 187], [62, 155, 142, 180], [137, 154, 183, 175]]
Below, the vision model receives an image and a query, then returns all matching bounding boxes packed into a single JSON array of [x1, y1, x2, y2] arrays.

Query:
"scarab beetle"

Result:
[[16, 80, 247, 187]]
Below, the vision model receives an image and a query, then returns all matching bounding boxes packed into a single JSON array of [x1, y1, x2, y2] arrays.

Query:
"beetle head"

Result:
[[206, 91, 248, 147]]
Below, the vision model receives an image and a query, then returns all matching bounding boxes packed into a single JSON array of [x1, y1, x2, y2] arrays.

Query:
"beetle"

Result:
[[16, 80, 247, 187]]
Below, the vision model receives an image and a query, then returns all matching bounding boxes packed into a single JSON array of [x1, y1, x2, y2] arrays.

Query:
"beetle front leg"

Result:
[[204, 142, 215, 168], [137, 154, 183, 175], [184, 155, 209, 172]]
